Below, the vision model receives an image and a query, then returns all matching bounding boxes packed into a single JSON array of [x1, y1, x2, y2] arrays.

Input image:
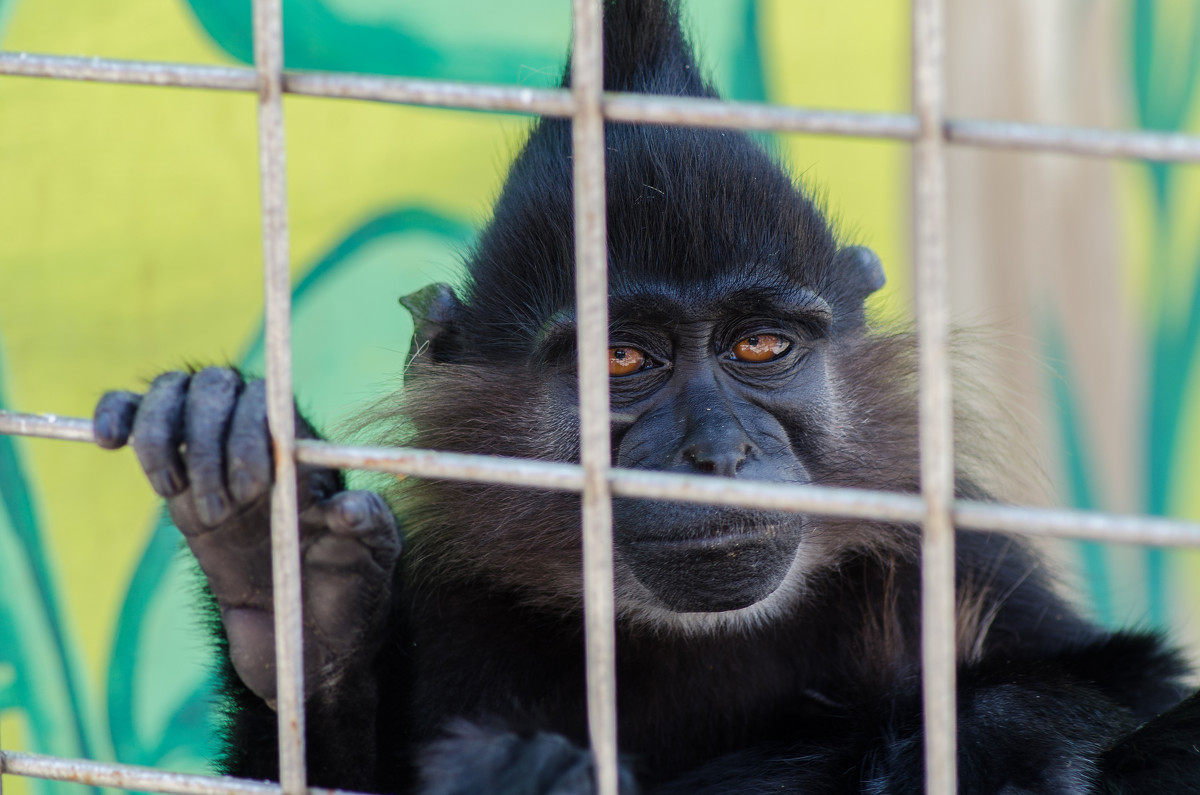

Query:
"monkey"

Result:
[[92, 1, 1200, 792]]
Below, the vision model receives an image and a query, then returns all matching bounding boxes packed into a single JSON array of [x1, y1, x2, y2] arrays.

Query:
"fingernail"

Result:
[[94, 412, 115, 445], [336, 497, 367, 530], [150, 469, 184, 497], [197, 492, 230, 526], [230, 469, 258, 503]]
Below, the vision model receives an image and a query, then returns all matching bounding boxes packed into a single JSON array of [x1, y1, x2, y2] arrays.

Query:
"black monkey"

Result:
[[94, 1, 1200, 792]]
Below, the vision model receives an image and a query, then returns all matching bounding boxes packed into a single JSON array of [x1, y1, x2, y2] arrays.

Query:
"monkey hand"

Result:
[[94, 367, 401, 708], [420, 721, 640, 795]]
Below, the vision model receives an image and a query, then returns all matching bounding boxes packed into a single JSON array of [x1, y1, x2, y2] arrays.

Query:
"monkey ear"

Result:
[[832, 246, 886, 331], [399, 283, 466, 364]]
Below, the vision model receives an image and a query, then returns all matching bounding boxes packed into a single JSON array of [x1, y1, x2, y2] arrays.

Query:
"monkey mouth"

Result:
[[614, 502, 806, 613]]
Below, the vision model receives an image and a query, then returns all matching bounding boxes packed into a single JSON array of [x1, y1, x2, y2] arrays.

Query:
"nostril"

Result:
[[697, 459, 716, 474]]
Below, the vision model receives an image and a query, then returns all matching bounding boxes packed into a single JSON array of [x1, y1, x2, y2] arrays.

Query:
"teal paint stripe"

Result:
[[729, 0, 766, 103], [1038, 312, 1112, 624], [1130, 0, 1165, 205], [1126, 0, 1200, 635], [105, 513, 192, 767], [0, 0, 16, 42], [239, 207, 474, 368], [0, 348, 97, 771], [183, 0, 441, 76]]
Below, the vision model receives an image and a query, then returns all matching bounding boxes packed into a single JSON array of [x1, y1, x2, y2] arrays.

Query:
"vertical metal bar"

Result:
[[571, 1, 618, 795], [252, 1, 308, 793], [912, 0, 956, 793]]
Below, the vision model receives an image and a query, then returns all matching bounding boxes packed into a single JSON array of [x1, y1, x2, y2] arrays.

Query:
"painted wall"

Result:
[[0, 2, 1197, 792]]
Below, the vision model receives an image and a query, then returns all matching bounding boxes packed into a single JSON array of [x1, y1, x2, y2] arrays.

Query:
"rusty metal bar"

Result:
[[0, 410, 93, 442], [285, 71, 575, 115], [943, 118, 1200, 161], [604, 93, 919, 137], [0, 752, 367, 795], [250, 0, 307, 792], [0, 52, 258, 90], [912, 0, 956, 793], [9, 52, 1200, 162], [2, 410, 1200, 545], [569, 2, 619, 794]]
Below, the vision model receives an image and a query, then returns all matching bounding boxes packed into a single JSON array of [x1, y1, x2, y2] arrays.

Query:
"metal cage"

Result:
[[2, 2, 1200, 794]]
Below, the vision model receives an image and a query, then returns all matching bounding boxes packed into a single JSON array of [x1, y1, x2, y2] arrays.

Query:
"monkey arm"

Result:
[[95, 368, 402, 787]]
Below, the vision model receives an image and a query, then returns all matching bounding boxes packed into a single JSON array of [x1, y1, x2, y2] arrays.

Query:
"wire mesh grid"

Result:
[[2, 2, 1200, 794]]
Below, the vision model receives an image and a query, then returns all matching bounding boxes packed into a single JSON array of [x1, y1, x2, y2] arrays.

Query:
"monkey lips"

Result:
[[613, 501, 805, 613]]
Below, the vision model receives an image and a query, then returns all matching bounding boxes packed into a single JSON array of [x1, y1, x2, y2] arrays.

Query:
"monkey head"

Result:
[[391, 1, 889, 630]]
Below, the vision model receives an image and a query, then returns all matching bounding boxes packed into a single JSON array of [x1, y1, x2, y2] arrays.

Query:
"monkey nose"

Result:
[[679, 435, 755, 477]]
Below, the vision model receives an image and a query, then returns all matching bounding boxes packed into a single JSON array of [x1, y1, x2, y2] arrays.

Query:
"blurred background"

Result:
[[1, 1, 1199, 791]]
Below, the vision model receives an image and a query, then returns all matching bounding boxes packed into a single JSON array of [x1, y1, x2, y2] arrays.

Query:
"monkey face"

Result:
[[521, 279, 841, 616], [396, 97, 886, 626]]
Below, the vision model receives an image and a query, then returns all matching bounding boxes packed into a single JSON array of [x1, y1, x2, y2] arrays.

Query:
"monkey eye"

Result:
[[731, 334, 790, 363], [609, 346, 649, 376]]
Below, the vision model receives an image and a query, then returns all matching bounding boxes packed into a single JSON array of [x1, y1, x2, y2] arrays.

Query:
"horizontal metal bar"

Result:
[[0, 751, 363, 795], [603, 93, 918, 137], [945, 118, 1200, 162], [1, 410, 1198, 546], [300, 441, 1200, 545], [286, 71, 575, 116], [5, 52, 1200, 160], [0, 410, 94, 442], [0, 52, 257, 90]]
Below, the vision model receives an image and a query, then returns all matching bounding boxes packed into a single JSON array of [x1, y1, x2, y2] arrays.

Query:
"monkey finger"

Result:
[[317, 490, 401, 564], [226, 379, 272, 506], [94, 390, 142, 450], [131, 372, 191, 497], [184, 367, 243, 526]]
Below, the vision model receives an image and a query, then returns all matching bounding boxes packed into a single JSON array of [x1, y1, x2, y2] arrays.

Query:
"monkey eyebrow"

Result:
[[536, 295, 681, 346], [712, 286, 833, 330], [534, 287, 832, 351]]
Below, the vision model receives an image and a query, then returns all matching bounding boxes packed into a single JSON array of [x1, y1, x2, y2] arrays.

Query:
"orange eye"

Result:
[[732, 334, 789, 363], [609, 346, 646, 376]]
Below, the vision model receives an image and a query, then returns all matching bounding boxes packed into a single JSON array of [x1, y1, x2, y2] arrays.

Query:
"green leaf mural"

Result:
[[0, 346, 100, 795]]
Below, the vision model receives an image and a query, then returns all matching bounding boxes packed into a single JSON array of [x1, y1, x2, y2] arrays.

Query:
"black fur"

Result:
[[96, 1, 1200, 792]]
